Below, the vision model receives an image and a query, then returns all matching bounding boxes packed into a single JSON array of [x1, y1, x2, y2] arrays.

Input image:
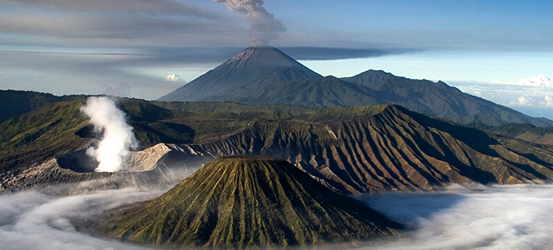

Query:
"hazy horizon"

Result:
[[0, 1, 552, 118]]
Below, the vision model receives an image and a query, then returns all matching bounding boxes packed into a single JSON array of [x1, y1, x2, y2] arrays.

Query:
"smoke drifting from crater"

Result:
[[80, 97, 138, 172], [213, 0, 286, 46]]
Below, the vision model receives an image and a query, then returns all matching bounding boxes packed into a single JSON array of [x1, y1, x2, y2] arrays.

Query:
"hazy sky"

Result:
[[1, 0, 552, 117]]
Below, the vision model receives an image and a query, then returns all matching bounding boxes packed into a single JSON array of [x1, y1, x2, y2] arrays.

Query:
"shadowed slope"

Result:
[[98, 156, 400, 249], [0, 90, 88, 123], [343, 70, 553, 126]]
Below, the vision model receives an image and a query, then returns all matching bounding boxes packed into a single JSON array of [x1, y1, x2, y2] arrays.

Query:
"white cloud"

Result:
[[488, 75, 552, 88], [3, 184, 553, 250], [519, 75, 552, 88], [540, 96, 553, 107], [0, 188, 163, 250], [359, 185, 553, 250], [163, 74, 181, 82], [510, 96, 534, 107]]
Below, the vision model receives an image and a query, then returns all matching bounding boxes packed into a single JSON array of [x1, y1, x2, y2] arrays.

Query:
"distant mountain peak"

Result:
[[225, 46, 299, 68], [158, 47, 322, 102]]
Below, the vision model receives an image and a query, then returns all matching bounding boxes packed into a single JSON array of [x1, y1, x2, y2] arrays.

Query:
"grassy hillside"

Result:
[[0, 101, 91, 172], [0, 89, 87, 123], [471, 123, 553, 146], [97, 156, 400, 249], [3, 99, 553, 194]]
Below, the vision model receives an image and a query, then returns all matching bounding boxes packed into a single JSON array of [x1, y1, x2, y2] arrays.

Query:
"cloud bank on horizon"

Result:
[[450, 75, 553, 118]]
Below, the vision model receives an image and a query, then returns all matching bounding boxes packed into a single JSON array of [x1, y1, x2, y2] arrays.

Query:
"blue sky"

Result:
[[1, 0, 552, 118]]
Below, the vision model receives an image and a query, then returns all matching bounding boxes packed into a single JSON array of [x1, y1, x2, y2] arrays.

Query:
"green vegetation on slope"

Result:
[[0, 89, 88, 124], [150, 100, 312, 114], [0, 101, 91, 172], [3, 97, 553, 195], [470, 123, 553, 146], [98, 156, 400, 249]]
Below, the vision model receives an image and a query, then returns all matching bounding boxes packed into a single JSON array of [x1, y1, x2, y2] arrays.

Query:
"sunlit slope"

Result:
[[98, 156, 400, 249], [0, 89, 87, 123], [3, 99, 553, 194], [0, 101, 91, 172], [192, 105, 553, 193]]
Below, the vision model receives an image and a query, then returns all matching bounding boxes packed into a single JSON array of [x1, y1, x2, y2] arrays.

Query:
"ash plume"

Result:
[[80, 97, 138, 172], [213, 0, 286, 46]]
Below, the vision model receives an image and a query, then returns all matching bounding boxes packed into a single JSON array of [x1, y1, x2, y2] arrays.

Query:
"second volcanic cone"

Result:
[[97, 156, 401, 249]]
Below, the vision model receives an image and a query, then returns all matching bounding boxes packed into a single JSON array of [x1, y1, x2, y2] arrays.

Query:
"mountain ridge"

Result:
[[158, 48, 553, 127], [342, 70, 553, 127], [4, 100, 553, 195]]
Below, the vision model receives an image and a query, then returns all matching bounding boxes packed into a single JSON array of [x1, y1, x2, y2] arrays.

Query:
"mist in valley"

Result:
[[1, 182, 552, 250]]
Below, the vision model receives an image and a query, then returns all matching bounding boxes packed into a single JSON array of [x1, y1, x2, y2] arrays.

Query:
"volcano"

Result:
[[97, 156, 400, 249], [158, 47, 322, 102]]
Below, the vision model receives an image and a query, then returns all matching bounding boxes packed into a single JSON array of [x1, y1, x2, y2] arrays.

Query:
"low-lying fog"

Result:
[[1, 184, 552, 250]]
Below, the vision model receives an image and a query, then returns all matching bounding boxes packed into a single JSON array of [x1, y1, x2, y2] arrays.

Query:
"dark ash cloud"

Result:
[[213, 0, 286, 46], [0, 14, 245, 47], [280, 47, 422, 61], [0, 45, 422, 100], [0, 0, 219, 19]]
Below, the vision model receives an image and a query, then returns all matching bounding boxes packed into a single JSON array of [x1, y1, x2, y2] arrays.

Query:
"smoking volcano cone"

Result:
[[97, 156, 401, 249]]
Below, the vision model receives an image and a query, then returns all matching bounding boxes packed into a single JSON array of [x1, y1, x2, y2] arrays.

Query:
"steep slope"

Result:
[[227, 69, 552, 126], [0, 89, 85, 123], [158, 47, 322, 102], [158, 46, 552, 126], [343, 70, 553, 126], [0, 101, 91, 172], [191, 105, 553, 194], [472, 123, 553, 146], [233, 76, 380, 109], [4, 99, 553, 195], [96, 156, 400, 249]]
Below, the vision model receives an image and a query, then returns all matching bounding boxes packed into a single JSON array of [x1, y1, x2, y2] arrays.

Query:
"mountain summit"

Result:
[[226, 46, 301, 68], [97, 156, 400, 248], [157, 48, 553, 126], [158, 47, 322, 102]]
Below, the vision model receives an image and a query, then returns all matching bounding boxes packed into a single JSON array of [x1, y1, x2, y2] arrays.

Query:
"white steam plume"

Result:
[[80, 97, 138, 172], [213, 0, 286, 46]]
